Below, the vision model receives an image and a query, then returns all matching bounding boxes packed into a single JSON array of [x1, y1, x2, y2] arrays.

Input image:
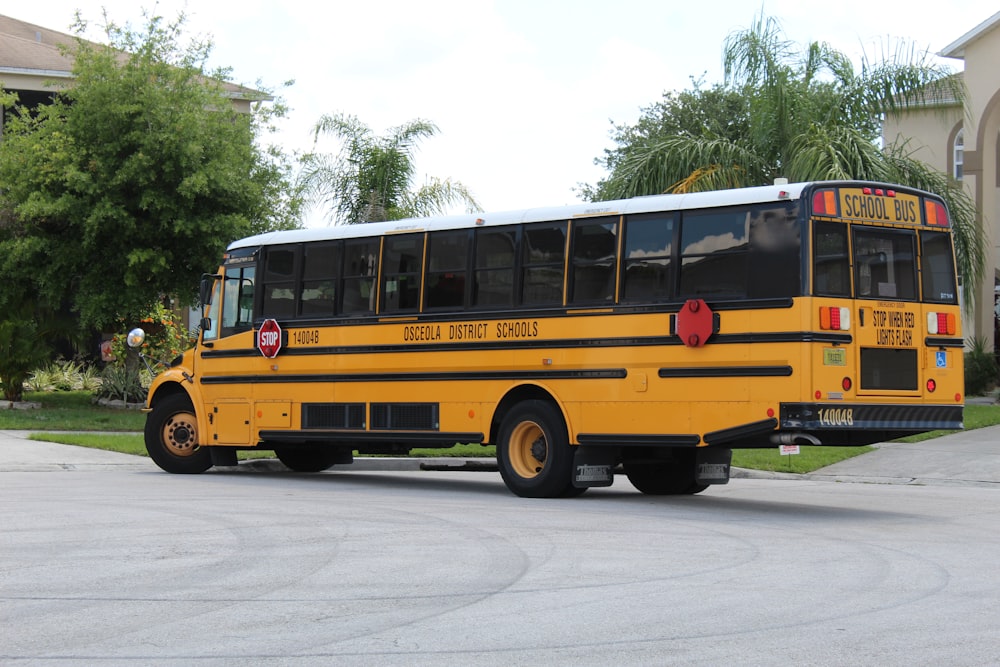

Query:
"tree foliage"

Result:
[[299, 113, 480, 224], [0, 10, 302, 330], [585, 13, 983, 305]]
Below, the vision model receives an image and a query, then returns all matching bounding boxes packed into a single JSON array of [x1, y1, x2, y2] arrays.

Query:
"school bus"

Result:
[[133, 181, 964, 497]]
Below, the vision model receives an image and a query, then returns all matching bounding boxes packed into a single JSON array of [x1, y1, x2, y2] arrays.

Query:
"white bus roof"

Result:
[[229, 182, 814, 250]]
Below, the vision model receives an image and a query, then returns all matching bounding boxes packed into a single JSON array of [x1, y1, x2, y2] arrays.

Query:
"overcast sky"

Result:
[[10, 1, 998, 226]]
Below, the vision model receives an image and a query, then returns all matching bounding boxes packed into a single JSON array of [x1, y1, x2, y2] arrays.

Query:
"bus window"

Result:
[[425, 230, 469, 310], [569, 218, 617, 304], [220, 266, 255, 335], [473, 227, 517, 307], [679, 209, 749, 297], [853, 229, 917, 300], [261, 245, 299, 318], [343, 238, 379, 314], [521, 222, 566, 305], [300, 241, 341, 317], [381, 233, 424, 313], [920, 231, 958, 303], [748, 204, 800, 298], [813, 221, 851, 297], [622, 214, 674, 302]]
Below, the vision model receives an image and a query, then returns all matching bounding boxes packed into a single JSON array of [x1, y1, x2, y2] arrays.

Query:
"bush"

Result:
[[96, 364, 149, 404], [964, 336, 998, 396]]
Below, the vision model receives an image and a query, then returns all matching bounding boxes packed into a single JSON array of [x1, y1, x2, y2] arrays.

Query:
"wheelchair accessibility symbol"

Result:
[[936, 351, 948, 369]]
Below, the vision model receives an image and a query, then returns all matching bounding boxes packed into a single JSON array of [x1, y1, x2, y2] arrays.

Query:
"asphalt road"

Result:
[[1, 427, 999, 666]]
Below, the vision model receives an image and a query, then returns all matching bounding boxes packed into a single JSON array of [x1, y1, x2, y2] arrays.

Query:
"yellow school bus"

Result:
[[135, 181, 964, 497]]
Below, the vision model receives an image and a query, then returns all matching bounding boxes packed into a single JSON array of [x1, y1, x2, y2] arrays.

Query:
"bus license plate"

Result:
[[824, 348, 846, 366]]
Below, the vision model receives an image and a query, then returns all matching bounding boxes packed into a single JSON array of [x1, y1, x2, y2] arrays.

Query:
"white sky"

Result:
[[10, 0, 998, 226]]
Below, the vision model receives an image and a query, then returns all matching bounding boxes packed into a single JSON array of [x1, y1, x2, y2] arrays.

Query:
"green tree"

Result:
[[299, 113, 480, 224], [588, 13, 984, 306], [0, 10, 302, 330]]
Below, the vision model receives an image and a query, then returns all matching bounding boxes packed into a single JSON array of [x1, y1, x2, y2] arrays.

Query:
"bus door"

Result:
[[199, 255, 258, 445]]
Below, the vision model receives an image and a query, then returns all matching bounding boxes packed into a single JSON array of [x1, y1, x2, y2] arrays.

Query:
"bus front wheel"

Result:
[[497, 401, 577, 498], [145, 393, 212, 474]]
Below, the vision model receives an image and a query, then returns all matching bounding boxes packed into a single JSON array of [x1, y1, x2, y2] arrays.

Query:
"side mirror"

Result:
[[126, 328, 146, 349], [200, 273, 221, 306], [200, 317, 212, 332]]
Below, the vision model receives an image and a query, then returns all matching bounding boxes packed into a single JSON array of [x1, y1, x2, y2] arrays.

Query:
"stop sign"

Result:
[[257, 318, 282, 358]]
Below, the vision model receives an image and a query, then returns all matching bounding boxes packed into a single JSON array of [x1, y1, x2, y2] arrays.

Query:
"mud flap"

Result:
[[696, 448, 732, 485], [572, 446, 615, 488]]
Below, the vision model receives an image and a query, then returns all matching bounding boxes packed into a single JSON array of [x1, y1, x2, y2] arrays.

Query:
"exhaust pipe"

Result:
[[770, 432, 821, 446]]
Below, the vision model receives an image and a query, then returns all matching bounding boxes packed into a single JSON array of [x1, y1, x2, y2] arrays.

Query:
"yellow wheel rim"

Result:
[[508, 420, 547, 479], [161, 410, 199, 457]]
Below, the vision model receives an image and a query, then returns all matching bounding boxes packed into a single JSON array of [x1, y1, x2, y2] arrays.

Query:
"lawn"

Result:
[[11, 391, 1000, 474]]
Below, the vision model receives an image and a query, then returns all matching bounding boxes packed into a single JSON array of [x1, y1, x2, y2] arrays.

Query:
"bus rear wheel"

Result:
[[274, 447, 340, 473], [624, 451, 707, 495], [145, 393, 212, 474], [497, 400, 577, 498]]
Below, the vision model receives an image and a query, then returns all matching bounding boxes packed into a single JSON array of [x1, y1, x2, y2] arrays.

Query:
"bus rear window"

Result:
[[920, 231, 958, 304], [853, 228, 917, 301]]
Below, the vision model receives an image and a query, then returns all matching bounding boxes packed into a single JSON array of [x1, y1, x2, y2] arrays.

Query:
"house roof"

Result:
[[940, 10, 1000, 59], [0, 13, 267, 101], [0, 14, 76, 77]]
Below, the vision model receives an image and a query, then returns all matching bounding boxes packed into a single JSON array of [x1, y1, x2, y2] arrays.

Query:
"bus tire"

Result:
[[274, 447, 339, 473], [497, 400, 576, 498], [145, 393, 212, 474], [624, 453, 707, 496]]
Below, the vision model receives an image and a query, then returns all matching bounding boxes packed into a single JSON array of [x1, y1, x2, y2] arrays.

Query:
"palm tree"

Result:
[[299, 113, 480, 224], [597, 13, 984, 307]]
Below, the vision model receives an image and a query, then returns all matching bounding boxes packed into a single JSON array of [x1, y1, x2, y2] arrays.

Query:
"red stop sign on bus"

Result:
[[257, 318, 282, 358]]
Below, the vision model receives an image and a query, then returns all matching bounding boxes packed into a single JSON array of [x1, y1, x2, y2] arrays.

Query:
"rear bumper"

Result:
[[781, 402, 963, 431]]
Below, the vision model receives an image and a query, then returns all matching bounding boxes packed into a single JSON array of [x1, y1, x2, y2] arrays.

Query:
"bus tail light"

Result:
[[819, 306, 850, 330], [927, 312, 956, 335], [927, 379, 936, 393], [842, 377, 852, 391], [925, 200, 950, 226], [812, 189, 838, 216]]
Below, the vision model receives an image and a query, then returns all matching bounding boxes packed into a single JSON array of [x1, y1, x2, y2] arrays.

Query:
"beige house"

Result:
[[883, 11, 1000, 350], [0, 14, 260, 126]]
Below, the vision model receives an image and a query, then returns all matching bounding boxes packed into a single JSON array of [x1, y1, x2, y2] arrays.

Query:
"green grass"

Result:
[[1, 391, 146, 431], [14, 392, 1000, 474]]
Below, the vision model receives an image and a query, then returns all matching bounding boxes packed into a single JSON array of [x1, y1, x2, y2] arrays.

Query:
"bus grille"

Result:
[[302, 403, 366, 429], [860, 348, 918, 391], [371, 403, 440, 431]]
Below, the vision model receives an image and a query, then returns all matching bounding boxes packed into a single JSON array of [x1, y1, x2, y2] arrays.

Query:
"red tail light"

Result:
[[820, 306, 851, 331], [927, 312, 957, 335]]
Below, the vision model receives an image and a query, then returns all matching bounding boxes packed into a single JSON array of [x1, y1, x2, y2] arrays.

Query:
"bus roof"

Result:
[[227, 180, 929, 250]]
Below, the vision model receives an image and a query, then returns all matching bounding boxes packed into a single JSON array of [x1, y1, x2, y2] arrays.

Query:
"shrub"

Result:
[[964, 336, 998, 396], [96, 364, 148, 404]]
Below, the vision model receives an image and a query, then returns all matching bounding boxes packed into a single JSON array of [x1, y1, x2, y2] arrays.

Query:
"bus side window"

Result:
[[473, 227, 517, 308], [679, 209, 749, 298], [300, 241, 341, 317], [343, 238, 380, 314], [425, 230, 470, 310], [521, 222, 566, 305], [261, 245, 299, 318], [749, 203, 800, 298], [221, 266, 255, 335], [622, 214, 674, 302], [569, 218, 617, 303], [381, 233, 424, 313]]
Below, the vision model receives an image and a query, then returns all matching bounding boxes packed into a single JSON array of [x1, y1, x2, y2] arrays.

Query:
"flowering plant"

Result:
[[107, 302, 193, 368]]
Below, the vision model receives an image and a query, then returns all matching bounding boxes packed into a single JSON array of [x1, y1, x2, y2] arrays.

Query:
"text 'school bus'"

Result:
[[135, 181, 963, 498]]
